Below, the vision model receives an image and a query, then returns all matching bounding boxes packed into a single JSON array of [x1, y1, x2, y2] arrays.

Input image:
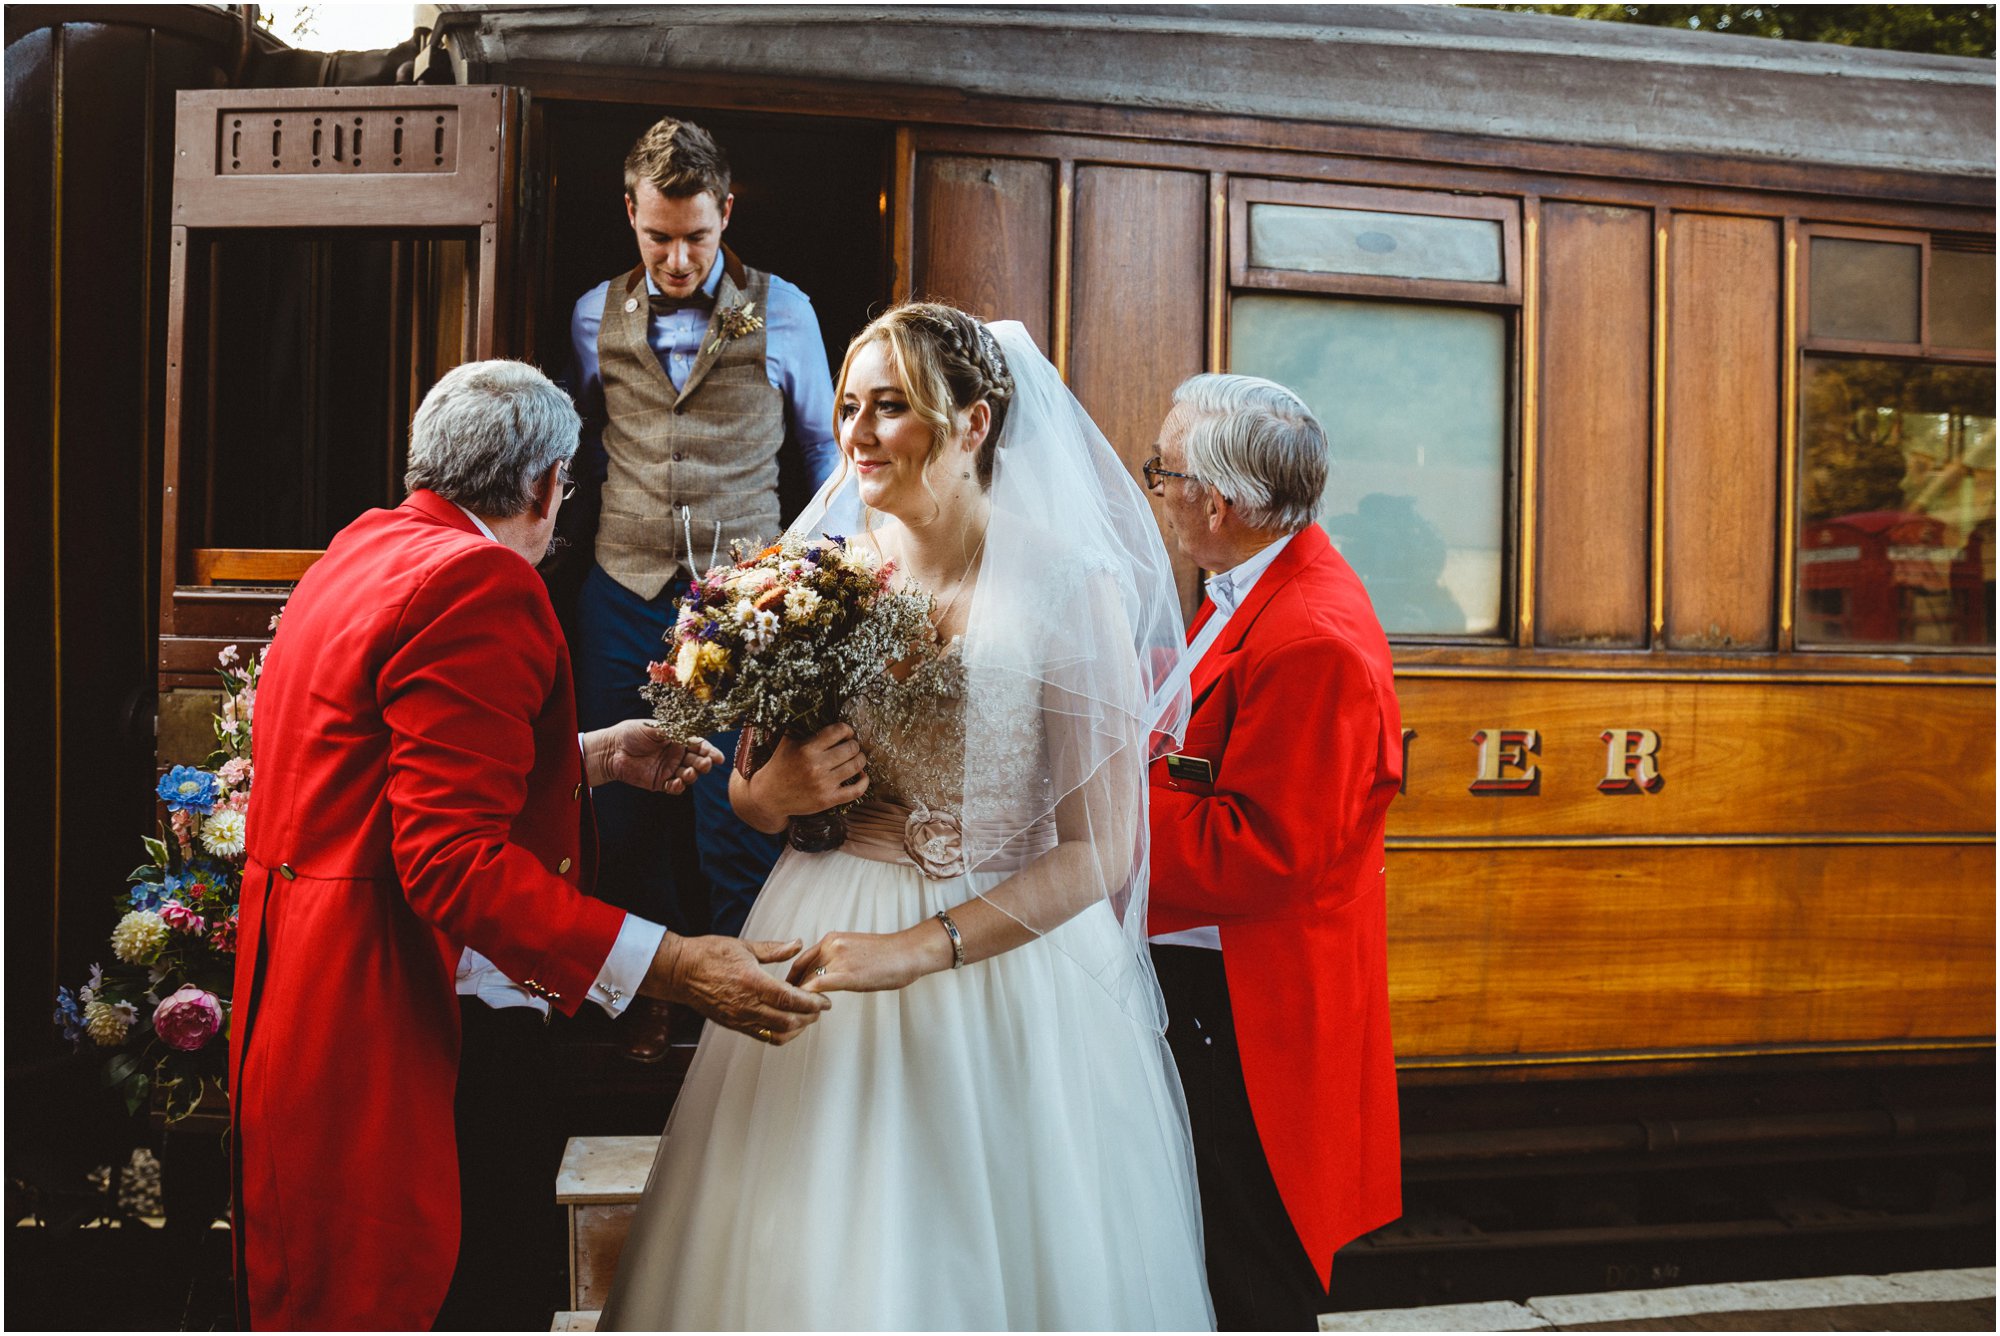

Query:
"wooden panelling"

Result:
[[1665, 213, 1781, 650], [1070, 165, 1208, 609], [1537, 203, 1652, 647], [1388, 842, 1996, 1058], [913, 154, 1053, 351], [1390, 678, 1995, 839]]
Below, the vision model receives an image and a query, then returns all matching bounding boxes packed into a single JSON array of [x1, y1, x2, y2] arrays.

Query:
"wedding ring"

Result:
[[813, 966, 828, 977], [756, 1027, 775, 1043]]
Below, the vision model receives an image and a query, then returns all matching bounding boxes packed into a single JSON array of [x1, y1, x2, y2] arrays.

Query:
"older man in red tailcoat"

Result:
[[1146, 374, 1403, 1331], [233, 360, 828, 1331]]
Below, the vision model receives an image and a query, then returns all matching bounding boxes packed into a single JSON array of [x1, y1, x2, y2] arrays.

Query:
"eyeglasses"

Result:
[[556, 465, 576, 502], [1142, 455, 1201, 490]]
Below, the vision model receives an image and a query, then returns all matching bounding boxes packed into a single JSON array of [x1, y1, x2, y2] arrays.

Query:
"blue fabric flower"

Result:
[[157, 765, 220, 814], [129, 881, 168, 912], [53, 987, 85, 1046]]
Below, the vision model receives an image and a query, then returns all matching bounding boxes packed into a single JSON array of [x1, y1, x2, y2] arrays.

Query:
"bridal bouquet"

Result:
[[54, 640, 265, 1121], [644, 534, 930, 849]]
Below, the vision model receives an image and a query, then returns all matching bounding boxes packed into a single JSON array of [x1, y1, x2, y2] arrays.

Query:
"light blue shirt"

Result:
[[567, 253, 839, 496]]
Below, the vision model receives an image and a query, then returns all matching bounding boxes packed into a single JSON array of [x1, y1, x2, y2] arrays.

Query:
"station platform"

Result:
[[1318, 1266, 1994, 1331]]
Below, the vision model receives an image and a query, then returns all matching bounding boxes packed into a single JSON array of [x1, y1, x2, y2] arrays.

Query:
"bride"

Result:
[[599, 304, 1214, 1331]]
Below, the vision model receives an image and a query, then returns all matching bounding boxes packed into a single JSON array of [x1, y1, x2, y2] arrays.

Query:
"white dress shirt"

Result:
[[1150, 532, 1298, 952], [450, 503, 666, 1016]]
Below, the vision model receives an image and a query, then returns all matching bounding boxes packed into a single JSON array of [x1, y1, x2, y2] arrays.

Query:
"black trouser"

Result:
[[434, 999, 564, 1332], [1154, 945, 1331, 1332]]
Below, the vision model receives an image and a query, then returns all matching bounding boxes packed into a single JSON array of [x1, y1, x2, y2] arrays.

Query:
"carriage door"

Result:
[[156, 85, 537, 761]]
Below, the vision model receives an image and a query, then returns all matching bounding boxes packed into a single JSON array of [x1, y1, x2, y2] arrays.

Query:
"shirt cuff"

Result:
[[591, 914, 667, 1017]]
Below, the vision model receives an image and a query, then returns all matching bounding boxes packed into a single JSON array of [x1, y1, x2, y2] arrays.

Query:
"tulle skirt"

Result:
[[598, 844, 1215, 1331]]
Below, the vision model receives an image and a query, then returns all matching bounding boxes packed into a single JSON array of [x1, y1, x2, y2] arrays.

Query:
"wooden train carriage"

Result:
[[16, 6, 1992, 1151]]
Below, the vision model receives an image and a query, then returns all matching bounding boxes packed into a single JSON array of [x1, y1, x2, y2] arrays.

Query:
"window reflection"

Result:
[[1231, 294, 1505, 636], [1800, 357, 1996, 647]]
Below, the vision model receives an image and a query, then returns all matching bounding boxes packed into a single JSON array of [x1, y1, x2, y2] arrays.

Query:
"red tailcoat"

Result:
[[1149, 525, 1403, 1288], [233, 489, 625, 1330]]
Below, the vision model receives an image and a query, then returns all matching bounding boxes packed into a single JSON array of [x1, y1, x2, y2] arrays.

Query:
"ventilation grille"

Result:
[[215, 107, 460, 176]]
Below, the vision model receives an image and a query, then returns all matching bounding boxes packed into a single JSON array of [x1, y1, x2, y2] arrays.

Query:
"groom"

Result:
[[1145, 374, 1403, 1330], [563, 115, 838, 1061], [233, 360, 829, 1331]]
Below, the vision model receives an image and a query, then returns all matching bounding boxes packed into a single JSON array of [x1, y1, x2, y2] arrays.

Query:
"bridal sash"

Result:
[[840, 798, 1057, 879]]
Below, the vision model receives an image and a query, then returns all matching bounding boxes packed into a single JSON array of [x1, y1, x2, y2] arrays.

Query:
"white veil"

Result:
[[788, 321, 1190, 1029]]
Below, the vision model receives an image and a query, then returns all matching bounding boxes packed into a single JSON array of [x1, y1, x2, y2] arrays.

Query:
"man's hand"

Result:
[[583, 720, 722, 793], [641, 932, 829, 1044]]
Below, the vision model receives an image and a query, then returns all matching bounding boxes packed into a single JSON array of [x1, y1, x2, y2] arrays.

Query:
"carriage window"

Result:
[[1798, 357, 1995, 647], [1248, 205, 1504, 284], [1227, 179, 1519, 640], [1809, 237, 1921, 344], [1232, 294, 1507, 637]]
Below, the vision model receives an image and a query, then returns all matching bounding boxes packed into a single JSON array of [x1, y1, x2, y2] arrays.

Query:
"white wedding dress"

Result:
[[598, 634, 1214, 1331]]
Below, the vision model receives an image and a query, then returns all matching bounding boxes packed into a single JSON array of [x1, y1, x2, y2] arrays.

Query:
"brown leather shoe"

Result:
[[620, 996, 674, 1064]]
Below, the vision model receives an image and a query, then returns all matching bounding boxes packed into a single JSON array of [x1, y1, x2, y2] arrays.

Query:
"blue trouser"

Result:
[[574, 562, 784, 938]]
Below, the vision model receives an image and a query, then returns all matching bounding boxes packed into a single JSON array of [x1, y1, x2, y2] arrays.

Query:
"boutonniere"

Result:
[[705, 300, 764, 355]]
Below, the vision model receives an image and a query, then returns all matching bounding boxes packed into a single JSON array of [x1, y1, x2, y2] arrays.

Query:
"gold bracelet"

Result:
[[933, 910, 965, 969]]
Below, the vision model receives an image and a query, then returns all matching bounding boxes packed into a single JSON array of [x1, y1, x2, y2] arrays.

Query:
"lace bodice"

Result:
[[845, 639, 1052, 825]]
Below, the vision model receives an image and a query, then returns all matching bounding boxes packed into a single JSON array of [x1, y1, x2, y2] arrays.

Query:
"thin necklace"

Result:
[[924, 525, 988, 641]]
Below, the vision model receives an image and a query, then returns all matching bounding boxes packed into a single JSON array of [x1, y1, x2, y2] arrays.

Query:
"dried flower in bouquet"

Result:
[[643, 534, 931, 849]]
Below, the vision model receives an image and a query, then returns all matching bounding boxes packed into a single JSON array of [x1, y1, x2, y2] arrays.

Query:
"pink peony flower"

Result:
[[159, 901, 207, 935], [152, 985, 224, 1051], [218, 756, 252, 789]]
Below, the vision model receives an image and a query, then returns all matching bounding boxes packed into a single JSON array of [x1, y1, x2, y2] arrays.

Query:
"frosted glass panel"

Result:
[[1930, 248, 1996, 351], [1810, 237, 1920, 344], [1248, 204, 1504, 283], [1231, 294, 1507, 636]]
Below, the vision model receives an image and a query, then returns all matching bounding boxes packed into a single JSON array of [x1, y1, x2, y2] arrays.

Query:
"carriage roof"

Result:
[[431, 4, 1995, 182]]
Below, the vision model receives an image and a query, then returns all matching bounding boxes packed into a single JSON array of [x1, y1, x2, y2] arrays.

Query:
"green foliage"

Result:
[[1474, 5, 1996, 58]]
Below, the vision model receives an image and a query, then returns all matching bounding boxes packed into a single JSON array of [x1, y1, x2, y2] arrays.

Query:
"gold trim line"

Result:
[[1052, 166, 1073, 380], [1651, 222, 1668, 641], [1387, 832, 1993, 850], [1779, 230, 1801, 643], [1207, 185, 1227, 371], [1519, 209, 1539, 647], [1399, 1038, 1994, 1070], [1392, 665, 1995, 686]]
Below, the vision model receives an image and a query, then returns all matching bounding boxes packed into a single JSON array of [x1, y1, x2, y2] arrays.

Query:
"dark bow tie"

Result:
[[648, 290, 715, 317]]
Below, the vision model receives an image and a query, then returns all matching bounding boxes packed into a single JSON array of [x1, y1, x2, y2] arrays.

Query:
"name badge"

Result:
[[1165, 754, 1215, 784]]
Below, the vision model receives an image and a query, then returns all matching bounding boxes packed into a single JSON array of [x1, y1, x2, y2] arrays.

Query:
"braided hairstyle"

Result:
[[836, 302, 1015, 488]]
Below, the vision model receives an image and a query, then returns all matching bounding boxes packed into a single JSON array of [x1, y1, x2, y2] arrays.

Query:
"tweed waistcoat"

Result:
[[596, 259, 785, 598]]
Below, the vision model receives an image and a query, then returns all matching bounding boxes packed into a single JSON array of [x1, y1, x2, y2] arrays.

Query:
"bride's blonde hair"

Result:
[[834, 303, 1015, 489]]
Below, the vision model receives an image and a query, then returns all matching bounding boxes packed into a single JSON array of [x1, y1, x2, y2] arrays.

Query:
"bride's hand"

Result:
[[788, 925, 954, 994], [746, 723, 869, 819]]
